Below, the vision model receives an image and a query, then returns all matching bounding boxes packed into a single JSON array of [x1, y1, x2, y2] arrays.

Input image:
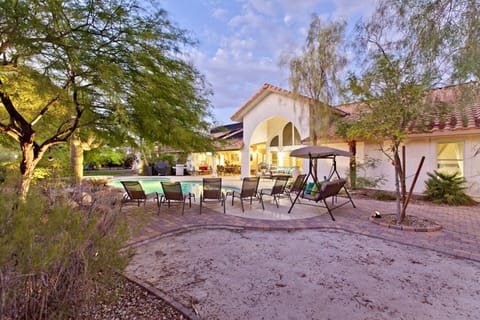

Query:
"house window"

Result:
[[437, 142, 464, 176], [270, 135, 279, 147], [283, 123, 293, 145], [282, 122, 301, 146]]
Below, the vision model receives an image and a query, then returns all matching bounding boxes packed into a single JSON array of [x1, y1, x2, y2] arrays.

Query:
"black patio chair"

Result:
[[159, 181, 194, 215], [200, 178, 226, 214], [120, 181, 158, 212], [284, 174, 306, 203], [230, 177, 260, 212], [259, 175, 290, 209]]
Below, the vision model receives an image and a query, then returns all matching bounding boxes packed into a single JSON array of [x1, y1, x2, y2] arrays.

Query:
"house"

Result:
[[229, 83, 480, 198], [189, 123, 243, 175]]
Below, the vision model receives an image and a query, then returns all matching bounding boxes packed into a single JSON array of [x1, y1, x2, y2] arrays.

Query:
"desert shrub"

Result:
[[373, 191, 397, 201], [0, 179, 131, 319], [349, 157, 386, 189], [424, 170, 476, 206]]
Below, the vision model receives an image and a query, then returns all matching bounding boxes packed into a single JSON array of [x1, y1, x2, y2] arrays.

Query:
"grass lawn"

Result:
[[84, 169, 133, 176]]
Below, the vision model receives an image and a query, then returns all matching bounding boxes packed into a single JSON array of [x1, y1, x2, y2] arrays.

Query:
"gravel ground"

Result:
[[81, 277, 186, 320]]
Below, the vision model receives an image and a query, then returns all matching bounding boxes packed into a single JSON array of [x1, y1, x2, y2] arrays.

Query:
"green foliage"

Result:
[[390, 0, 480, 82], [158, 153, 176, 166], [84, 169, 133, 176], [85, 146, 127, 168], [350, 157, 386, 189], [0, 177, 131, 319], [1, 0, 213, 196], [0, 166, 5, 183], [424, 170, 476, 206], [373, 191, 397, 201]]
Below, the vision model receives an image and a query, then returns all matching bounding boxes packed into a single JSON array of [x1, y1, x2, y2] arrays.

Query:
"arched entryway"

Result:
[[248, 117, 303, 176]]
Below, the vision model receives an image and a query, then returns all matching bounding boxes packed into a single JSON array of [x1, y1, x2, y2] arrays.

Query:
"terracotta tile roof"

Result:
[[230, 83, 348, 122], [416, 85, 480, 132], [334, 84, 480, 136]]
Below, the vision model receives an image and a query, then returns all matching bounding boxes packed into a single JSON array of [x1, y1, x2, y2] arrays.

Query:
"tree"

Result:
[[0, 0, 213, 198], [391, 0, 480, 83], [285, 15, 347, 146], [339, 0, 479, 223]]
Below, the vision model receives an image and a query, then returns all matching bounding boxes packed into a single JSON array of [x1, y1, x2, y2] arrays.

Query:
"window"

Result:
[[270, 135, 279, 147], [437, 142, 464, 176], [283, 123, 293, 146], [282, 122, 301, 146]]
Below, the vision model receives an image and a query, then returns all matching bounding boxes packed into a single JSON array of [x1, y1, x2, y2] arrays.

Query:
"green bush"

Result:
[[0, 178, 131, 319], [424, 170, 476, 206], [373, 191, 397, 201]]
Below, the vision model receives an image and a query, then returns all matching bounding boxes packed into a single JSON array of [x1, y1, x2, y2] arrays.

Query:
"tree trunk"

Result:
[[348, 140, 357, 189], [393, 150, 403, 222], [19, 141, 42, 199], [70, 134, 84, 186], [70, 131, 101, 187]]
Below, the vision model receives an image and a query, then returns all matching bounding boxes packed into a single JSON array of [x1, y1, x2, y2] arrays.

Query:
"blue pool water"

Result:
[[107, 177, 239, 195]]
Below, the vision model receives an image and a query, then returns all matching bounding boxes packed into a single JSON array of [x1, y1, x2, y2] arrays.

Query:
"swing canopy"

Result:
[[290, 146, 351, 159]]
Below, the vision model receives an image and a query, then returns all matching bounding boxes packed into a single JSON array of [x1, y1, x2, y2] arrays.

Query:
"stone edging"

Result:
[[368, 216, 443, 232], [123, 273, 201, 320]]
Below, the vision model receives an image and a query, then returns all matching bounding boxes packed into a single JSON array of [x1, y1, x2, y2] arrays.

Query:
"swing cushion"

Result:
[[304, 182, 315, 194], [310, 182, 323, 195]]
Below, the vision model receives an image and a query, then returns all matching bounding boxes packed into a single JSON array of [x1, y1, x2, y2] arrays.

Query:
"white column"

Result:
[[212, 153, 217, 177], [241, 149, 250, 178]]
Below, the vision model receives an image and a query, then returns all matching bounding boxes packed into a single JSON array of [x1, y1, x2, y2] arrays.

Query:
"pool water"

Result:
[[107, 177, 239, 196]]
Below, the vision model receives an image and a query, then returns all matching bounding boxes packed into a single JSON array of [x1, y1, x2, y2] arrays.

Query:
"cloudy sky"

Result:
[[160, 0, 378, 124]]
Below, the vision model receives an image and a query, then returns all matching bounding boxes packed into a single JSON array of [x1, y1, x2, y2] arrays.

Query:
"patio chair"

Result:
[[159, 181, 194, 215], [200, 178, 226, 214], [230, 176, 260, 212], [259, 175, 290, 209], [284, 174, 306, 203], [120, 181, 158, 211]]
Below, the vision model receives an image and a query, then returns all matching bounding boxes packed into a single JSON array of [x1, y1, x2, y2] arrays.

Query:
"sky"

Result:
[[159, 0, 378, 125]]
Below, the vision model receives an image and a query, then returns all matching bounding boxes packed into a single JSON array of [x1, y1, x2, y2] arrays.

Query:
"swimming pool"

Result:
[[107, 177, 239, 196]]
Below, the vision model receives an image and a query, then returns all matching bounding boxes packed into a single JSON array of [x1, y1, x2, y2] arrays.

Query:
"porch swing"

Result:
[[287, 146, 356, 220]]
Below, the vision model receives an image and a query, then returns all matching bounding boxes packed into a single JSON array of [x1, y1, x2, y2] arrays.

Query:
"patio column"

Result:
[[212, 152, 217, 177], [241, 148, 250, 178]]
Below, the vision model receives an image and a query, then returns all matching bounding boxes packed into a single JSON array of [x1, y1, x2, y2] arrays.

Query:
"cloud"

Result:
[[169, 0, 379, 123], [249, 0, 277, 16], [212, 7, 229, 21]]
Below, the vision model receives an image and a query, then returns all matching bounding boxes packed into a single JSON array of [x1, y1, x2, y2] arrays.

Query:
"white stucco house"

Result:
[[229, 83, 480, 198]]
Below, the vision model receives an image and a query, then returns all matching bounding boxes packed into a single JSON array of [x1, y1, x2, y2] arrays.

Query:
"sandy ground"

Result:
[[126, 229, 480, 320]]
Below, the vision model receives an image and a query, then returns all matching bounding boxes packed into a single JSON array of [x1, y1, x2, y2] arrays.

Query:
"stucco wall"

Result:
[[240, 93, 310, 177], [358, 135, 480, 197]]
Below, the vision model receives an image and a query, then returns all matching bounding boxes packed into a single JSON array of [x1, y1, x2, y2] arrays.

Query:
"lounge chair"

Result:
[[200, 178, 226, 214], [259, 175, 289, 209], [284, 174, 307, 203], [230, 177, 260, 212], [159, 181, 194, 215], [120, 181, 158, 211], [300, 178, 355, 221]]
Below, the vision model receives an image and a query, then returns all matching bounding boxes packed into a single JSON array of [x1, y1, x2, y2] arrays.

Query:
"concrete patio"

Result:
[[123, 176, 480, 263]]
